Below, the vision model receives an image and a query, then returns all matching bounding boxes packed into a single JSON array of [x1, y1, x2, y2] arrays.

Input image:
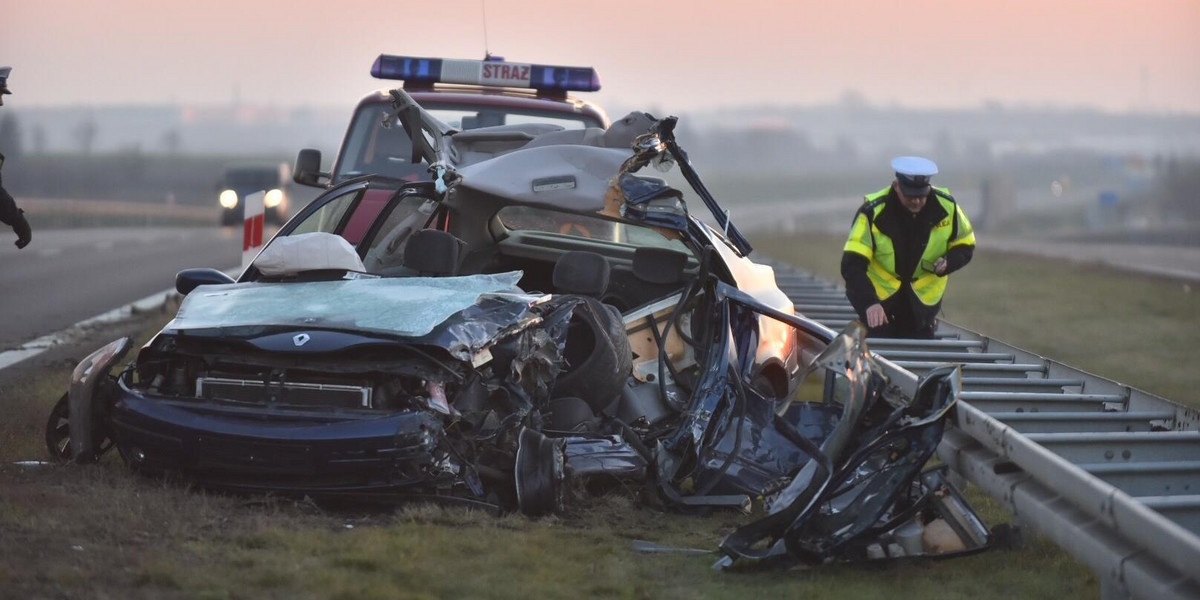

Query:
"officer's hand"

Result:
[[865, 303, 888, 328], [934, 257, 948, 275], [13, 211, 32, 249]]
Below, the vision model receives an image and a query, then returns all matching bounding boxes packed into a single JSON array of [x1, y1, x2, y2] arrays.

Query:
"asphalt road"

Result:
[[0, 227, 242, 351]]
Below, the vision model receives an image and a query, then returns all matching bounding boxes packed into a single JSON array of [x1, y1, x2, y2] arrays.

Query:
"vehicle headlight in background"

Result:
[[219, 189, 238, 209], [264, 188, 284, 208]]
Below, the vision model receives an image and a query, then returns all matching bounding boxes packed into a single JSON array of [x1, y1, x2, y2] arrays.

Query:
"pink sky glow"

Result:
[[4, 0, 1199, 113]]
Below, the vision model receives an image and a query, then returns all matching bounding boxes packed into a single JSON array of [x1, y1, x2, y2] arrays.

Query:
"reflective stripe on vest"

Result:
[[843, 186, 975, 306]]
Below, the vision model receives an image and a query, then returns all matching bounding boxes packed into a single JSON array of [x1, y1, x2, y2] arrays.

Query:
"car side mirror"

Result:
[[176, 268, 235, 296], [293, 148, 328, 188]]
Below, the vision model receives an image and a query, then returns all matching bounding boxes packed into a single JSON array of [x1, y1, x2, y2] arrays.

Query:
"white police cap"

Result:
[[891, 156, 937, 197]]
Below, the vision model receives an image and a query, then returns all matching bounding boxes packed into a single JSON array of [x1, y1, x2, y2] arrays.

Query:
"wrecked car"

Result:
[[47, 90, 984, 564]]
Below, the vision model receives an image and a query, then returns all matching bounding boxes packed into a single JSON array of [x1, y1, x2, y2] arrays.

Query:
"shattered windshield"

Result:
[[168, 272, 529, 338]]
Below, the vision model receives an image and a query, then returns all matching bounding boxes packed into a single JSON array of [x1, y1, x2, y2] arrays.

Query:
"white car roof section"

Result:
[[453, 145, 631, 212]]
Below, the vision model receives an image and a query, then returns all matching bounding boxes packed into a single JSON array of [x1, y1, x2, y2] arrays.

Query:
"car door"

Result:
[[235, 180, 368, 282], [241, 178, 441, 281]]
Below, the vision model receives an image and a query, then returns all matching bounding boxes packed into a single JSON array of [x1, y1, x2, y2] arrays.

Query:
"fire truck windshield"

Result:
[[333, 102, 597, 183]]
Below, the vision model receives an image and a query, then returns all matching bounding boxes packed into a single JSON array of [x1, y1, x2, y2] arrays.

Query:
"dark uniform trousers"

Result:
[[0, 151, 32, 247], [868, 289, 939, 339]]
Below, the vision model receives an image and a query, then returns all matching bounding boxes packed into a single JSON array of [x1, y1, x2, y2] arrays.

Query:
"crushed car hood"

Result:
[[165, 271, 544, 359]]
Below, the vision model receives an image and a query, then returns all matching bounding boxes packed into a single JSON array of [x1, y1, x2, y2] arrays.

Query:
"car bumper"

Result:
[[109, 387, 445, 495]]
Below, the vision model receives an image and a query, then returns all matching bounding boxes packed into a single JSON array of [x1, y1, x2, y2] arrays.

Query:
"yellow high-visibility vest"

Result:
[[843, 186, 975, 306]]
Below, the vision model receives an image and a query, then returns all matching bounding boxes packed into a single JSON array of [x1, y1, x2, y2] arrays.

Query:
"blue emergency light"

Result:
[[371, 55, 601, 93]]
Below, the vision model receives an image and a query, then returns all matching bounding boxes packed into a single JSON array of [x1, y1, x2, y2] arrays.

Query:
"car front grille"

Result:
[[195, 377, 372, 409]]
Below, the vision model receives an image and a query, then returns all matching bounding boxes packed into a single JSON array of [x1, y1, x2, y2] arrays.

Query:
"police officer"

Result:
[[0, 66, 33, 249], [841, 157, 975, 338]]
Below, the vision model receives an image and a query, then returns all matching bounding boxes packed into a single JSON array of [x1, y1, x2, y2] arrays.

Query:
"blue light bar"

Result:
[[371, 55, 601, 93]]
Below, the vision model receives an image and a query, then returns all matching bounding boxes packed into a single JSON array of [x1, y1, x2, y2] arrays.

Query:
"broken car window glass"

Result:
[[169, 271, 528, 338], [497, 205, 690, 253]]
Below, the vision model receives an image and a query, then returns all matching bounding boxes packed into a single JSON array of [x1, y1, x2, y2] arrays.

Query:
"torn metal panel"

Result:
[[562, 435, 648, 479], [422, 290, 548, 360], [768, 323, 883, 515], [67, 336, 132, 464], [493, 297, 577, 408], [698, 399, 842, 499], [716, 364, 977, 568]]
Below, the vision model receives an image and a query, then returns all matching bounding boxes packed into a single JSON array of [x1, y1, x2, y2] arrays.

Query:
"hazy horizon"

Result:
[[10, 95, 1200, 117], [5, 0, 1200, 114]]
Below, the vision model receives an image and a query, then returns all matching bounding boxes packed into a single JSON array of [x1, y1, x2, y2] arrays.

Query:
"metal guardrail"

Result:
[[765, 262, 1200, 600]]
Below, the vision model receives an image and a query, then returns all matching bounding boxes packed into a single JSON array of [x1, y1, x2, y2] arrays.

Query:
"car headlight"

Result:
[[219, 189, 238, 209], [264, 188, 284, 208]]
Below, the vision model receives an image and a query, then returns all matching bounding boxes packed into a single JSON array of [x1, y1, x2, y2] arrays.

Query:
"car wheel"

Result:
[[45, 392, 113, 463], [514, 428, 565, 516]]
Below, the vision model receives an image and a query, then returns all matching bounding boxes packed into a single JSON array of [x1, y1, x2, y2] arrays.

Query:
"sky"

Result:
[[4, 0, 1200, 114]]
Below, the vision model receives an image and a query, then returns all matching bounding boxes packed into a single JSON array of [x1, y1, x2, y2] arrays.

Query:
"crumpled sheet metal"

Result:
[[421, 292, 545, 361], [563, 435, 648, 480], [505, 299, 575, 404], [780, 365, 962, 561], [715, 350, 964, 568], [770, 321, 881, 513], [669, 322, 881, 518], [168, 271, 530, 340]]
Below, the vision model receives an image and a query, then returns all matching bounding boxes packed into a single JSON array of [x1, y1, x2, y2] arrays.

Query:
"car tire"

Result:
[[514, 428, 565, 516]]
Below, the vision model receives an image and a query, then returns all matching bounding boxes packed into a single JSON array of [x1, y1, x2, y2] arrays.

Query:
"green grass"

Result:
[[754, 233, 1200, 405], [0, 476, 1095, 600]]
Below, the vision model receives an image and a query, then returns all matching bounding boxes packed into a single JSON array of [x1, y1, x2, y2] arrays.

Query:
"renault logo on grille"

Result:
[[293, 333, 311, 347]]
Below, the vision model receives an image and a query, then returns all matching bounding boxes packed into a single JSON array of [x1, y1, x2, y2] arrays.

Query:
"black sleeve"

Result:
[[841, 251, 878, 315], [0, 183, 19, 227], [942, 244, 974, 275]]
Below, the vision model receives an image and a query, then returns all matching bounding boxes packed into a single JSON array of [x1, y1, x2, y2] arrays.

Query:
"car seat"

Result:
[[399, 229, 464, 276], [633, 246, 689, 285], [550, 251, 633, 415]]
